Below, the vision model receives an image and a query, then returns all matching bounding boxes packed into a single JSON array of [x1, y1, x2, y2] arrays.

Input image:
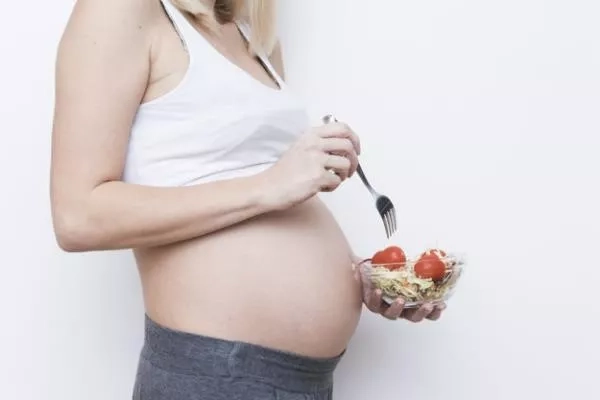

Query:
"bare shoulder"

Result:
[[51, 0, 165, 203], [268, 40, 285, 81], [61, 0, 160, 45], [66, 0, 159, 28]]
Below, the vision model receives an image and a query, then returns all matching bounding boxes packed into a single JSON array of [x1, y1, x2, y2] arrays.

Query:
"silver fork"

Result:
[[322, 115, 397, 238]]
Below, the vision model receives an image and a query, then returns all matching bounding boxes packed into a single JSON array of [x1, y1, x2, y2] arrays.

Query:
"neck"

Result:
[[215, 0, 238, 24], [200, 0, 216, 7]]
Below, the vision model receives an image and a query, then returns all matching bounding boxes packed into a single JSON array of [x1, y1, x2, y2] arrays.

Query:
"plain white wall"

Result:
[[1, 0, 599, 399]]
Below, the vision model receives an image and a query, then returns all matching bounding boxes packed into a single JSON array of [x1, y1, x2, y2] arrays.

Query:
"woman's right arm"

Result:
[[50, 0, 360, 252]]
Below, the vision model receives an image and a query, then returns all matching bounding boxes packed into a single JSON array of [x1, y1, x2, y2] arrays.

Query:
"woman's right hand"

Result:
[[262, 121, 361, 210]]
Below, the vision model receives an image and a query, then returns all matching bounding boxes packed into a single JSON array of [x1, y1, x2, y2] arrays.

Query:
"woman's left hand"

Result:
[[352, 254, 446, 322]]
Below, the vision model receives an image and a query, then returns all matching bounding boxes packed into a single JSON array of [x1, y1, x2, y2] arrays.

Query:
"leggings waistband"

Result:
[[141, 315, 343, 393]]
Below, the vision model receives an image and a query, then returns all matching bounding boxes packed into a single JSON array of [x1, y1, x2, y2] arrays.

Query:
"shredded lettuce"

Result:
[[367, 255, 463, 304]]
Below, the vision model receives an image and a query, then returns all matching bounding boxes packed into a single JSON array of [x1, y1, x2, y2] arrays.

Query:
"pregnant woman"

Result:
[[50, 0, 446, 399]]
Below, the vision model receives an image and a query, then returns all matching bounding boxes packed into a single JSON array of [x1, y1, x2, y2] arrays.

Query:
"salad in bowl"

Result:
[[359, 245, 465, 308]]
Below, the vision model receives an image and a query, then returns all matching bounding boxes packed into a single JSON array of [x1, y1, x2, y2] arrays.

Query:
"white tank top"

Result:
[[122, 0, 309, 187]]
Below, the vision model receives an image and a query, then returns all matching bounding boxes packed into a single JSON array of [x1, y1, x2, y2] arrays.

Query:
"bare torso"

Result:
[[133, 6, 362, 358], [136, 197, 362, 357]]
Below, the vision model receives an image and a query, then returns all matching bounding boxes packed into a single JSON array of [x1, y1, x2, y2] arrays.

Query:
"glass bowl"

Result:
[[359, 252, 466, 308]]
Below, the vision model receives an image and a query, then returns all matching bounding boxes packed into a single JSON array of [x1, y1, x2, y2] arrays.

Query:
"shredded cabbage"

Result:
[[367, 255, 463, 304]]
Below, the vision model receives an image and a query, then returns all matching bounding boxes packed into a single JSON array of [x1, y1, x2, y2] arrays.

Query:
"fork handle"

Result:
[[355, 164, 377, 196], [322, 115, 377, 196]]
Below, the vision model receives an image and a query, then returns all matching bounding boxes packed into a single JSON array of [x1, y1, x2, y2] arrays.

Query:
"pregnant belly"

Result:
[[134, 196, 363, 358]]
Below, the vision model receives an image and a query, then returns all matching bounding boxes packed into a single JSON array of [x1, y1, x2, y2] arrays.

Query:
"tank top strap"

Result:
[[159, 0, 204, 52], [236, 21, 285, 88]]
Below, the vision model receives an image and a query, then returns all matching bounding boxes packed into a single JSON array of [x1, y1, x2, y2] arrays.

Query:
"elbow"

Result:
[[53, 211, 100, 253], [55, 232, 91, 253]]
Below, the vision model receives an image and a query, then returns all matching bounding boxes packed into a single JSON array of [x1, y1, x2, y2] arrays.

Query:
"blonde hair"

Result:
[[171, 0, 277, 55]]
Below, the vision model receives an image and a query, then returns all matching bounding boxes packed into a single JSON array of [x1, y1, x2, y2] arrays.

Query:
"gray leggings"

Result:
[[132, 316, 343, 399]]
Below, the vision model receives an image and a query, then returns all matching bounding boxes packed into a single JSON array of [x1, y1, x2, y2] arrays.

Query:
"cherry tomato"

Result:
[[420, 248, 447, 259], [371, 245, 407, 270], [371, 251, 383, 263], [420, 248, 457, 268], [414, 254, 446, 281]]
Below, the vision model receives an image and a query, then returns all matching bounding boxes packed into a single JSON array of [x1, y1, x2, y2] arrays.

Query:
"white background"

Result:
[[1, 0, 599, 399]]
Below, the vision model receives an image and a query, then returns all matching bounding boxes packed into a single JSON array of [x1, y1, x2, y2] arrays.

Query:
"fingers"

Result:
[[354, 263, 369, 308], [401, 303, 435, 323], [365, 288, 383, 313], [323, 154, 352, 180], [363, 290, 447, 322], [321, 138, 359, 177], [319, 154, 346, 191], [426, 303, 446, 321], [358, 263, 374, 295], [382, 298, 406, 320], [350, 253, 364, 266], [315, 122, 361, 156], [309, 121, 360, 184], [353, 264, 362, 284], [319, 171, 342, 192]]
